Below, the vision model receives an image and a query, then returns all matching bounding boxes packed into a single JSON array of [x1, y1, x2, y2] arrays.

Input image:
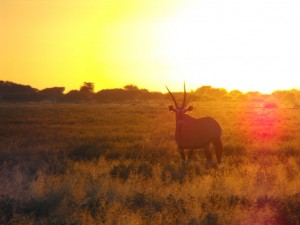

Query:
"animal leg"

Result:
[[212, 138, 223, 164], [203, 145, 212, 163], [187, 149, 193, 160], [178, 148, 186, 160], [187, 149, 194, 164]]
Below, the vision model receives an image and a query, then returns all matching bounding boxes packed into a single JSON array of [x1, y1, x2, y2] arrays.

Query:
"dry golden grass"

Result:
[[0, 101, 300, 224]]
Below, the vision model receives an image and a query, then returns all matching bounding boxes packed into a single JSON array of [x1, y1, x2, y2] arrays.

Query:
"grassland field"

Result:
[[0, 101, 300, 225]]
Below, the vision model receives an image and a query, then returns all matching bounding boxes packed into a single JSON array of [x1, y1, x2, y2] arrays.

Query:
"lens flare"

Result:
[[239, 102, 284, 147]]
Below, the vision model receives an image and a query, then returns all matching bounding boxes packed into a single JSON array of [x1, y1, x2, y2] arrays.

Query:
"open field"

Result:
[[0, 102, 300, 225]]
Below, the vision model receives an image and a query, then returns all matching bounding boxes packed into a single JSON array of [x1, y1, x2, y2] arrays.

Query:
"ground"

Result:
[[0, 101, 300, 224]]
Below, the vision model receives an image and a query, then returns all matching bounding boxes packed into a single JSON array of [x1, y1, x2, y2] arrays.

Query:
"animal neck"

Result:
[[175, 114, 185, 128], [175, 114, 192, 126], [175, 114, 194, 142], [175, 114, 187, 144]]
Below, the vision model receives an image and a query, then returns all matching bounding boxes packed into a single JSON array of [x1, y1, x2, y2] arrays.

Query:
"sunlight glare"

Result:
[[157, 0, 300, 93]]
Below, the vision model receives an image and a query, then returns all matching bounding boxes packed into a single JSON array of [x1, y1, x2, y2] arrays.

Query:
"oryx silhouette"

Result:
[[166, 83, 223, 167]]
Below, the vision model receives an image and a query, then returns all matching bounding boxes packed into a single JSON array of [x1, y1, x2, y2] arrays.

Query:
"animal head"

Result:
[[166, 83, 193, 122]]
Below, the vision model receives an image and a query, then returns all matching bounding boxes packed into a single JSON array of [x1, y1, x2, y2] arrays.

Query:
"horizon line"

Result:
[[1, 79, 300, 95]]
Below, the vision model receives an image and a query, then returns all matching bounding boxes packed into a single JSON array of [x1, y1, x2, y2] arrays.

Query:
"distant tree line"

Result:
[[0, 81, 163, 103], [1, 80, 300, 106]]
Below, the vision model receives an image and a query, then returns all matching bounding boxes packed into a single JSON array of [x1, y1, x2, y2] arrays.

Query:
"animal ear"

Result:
[[186, 106, 193, 111], [169, 105, 175, 112]]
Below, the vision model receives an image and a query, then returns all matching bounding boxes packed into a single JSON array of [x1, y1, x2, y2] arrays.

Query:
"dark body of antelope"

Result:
[[166, 83, 223, 166]]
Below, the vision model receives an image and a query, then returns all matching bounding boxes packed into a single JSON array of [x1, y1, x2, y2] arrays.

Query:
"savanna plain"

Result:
[[1, 101, 300, 225]]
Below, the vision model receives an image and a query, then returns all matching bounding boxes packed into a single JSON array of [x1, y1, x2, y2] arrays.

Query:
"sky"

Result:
[[1, 0, 300, 93]]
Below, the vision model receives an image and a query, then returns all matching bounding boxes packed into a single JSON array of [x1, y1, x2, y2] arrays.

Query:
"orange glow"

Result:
[[246, 108, 282, 141], [1, 0, 300, 92], [238, 99, 285, 146]]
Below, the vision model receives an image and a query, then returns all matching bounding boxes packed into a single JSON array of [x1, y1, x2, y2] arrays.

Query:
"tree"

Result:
[[80, 82, 94, 94], [39, 87, 65, 101], [229, 90, 244, 101], [195, 86, 228, 101], [64, 90, 86, 102], [124, 84, 139, 91], [0, 81, 39, 102]]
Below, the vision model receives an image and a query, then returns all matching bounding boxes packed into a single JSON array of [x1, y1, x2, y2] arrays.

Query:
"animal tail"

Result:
[[212, 137, 223, 164]]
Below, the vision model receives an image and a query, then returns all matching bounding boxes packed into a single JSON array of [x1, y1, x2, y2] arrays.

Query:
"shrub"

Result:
[[0, 195, 15, 224], [161, 164, 188, 184], [110, 163, 133, 181], [68, 143, 106, 162], [21, 191, 64, 218], [277, 194, 300, 225], [137, 163, 153, 179], [201, 212, 220, 225]]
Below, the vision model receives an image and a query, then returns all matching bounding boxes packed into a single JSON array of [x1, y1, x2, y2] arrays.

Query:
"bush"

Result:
[[277, 194, 300, 225], [68, 143, 106, 162], [201, 212, 220, 225], [137, 163, 153, 179], [0, 195, 15, 224], [21, 191, 64, 218], [161, 164, 188, 184], [110, 163, 133, 181]]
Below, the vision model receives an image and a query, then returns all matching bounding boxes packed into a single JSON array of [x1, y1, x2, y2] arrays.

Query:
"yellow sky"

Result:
[[1, 0, 300, 93]]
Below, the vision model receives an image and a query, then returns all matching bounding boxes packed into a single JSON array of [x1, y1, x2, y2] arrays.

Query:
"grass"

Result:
[[0, 101, 300, 224]]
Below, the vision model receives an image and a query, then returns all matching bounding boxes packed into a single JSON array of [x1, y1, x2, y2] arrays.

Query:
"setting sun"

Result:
[[157, 0, 300, 93], [1, 0, 300, 93]]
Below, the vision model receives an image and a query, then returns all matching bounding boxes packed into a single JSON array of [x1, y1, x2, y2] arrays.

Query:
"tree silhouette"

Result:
[[64, 90, 86, 102], [39, 87, 65, 101], [0, 81, 39, 102], [80, 82, 94, 94], [195, 86, 228, 101], [124, 84, 139, 91], [229, 90, 244, 101], [9, 80, 300, 105]]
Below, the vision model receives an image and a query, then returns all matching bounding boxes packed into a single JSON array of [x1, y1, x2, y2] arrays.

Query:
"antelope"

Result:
[[166, 83, 223, 167]]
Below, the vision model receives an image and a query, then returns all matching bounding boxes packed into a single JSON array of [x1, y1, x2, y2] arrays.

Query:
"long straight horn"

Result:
[[165, 85, 179, 108], [182, 82, 186, 107]]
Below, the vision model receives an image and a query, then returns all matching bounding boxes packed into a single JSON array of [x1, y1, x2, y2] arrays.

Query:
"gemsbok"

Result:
[[166, 83, 223, 167]]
